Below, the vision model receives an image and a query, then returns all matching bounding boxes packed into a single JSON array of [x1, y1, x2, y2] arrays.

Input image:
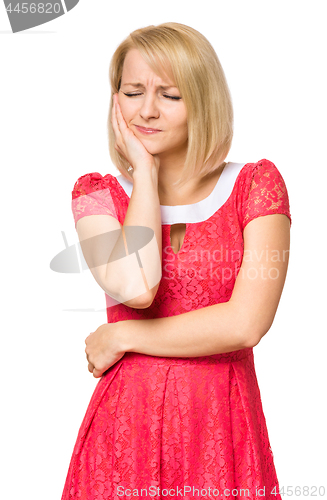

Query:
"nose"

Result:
[[139, 93, 160, 120]]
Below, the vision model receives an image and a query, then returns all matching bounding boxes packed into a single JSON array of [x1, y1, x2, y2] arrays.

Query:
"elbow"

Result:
[[121, 289, 157, 309], [129, 291, 154, 309], [104, 258, 161, 309], [105, 276, 160, 309], [242, 333, 261, 349], [105, 280, 154, 309], [242, 319, 272, 349], [123, 282, 159, 309], [134, 282, 161, 308], [241, 323, 271, 349]]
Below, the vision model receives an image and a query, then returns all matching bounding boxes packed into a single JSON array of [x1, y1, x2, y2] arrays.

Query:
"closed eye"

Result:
[[122, 92, 182, 101], [122, 93, 142, 97], [163, 94, 182, 100]]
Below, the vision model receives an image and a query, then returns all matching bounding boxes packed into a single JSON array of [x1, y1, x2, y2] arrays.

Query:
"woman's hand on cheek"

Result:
[[85, 322, 128, 378], [111, 93, 160, 174]]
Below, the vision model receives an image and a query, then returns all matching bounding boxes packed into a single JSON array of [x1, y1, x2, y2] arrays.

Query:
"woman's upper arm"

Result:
[[76, 214, 123, 296], [71, 172, 154, 308], [230, 213, 290, 347]]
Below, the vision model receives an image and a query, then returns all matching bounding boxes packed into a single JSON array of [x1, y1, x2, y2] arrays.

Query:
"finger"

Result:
[[113, 95, 135, 145], [111, 97, 118, 129], [93, 367, 103, 379], [88, 362, 94, 373], [85, 332, 93, 344], [114, 143, 125, 157], [111, 98, 123, 144], [115, 98, 129, 133], [111, 110, 129, 160]]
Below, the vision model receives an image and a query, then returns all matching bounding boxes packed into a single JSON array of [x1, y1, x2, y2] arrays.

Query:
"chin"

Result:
[[138, 139, 163, 156]]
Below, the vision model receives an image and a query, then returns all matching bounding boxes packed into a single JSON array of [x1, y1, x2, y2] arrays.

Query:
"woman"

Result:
[[62, 23, 291, 500]]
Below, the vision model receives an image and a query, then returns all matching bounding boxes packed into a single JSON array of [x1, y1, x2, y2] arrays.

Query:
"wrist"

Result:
[[133, 164, 159, 186], [117, 320, 138, 353]]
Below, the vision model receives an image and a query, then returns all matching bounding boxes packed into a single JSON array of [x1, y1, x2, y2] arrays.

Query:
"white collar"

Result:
[[115, 162, 246, 225]]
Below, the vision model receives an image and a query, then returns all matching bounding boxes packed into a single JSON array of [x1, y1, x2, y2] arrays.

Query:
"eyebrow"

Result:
[[121, 82, 178, 90]]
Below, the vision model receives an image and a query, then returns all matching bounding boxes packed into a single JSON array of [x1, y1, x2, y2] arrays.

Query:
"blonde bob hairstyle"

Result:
[[108, 22, 233, 188]]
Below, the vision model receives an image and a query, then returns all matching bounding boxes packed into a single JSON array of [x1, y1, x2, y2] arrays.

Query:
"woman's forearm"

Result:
[[105, 166, 163, 307], [120, 300, 255, 358]]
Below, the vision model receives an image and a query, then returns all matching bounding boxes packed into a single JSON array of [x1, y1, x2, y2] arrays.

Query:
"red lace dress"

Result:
[[62, 159, 292, 500]]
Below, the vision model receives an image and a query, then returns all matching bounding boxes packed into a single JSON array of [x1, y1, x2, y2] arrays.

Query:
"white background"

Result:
[[1, 1, 326, 499]]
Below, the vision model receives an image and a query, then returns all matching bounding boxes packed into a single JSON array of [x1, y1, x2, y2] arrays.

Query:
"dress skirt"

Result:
[[61, 348, 281, 500]]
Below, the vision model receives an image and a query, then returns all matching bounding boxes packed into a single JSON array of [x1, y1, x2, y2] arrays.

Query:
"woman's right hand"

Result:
[[111, 93, 160, 176]]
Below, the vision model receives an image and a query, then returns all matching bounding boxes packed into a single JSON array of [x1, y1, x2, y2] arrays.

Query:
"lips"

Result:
[[134, 125, 162, 135]]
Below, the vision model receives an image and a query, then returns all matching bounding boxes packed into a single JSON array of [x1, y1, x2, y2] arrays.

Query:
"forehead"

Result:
[[121, 48, 175, 87]]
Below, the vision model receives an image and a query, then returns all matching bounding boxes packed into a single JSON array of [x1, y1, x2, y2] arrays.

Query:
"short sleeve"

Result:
[[71, 172, 119, 228], [241, 159, 292, 230]]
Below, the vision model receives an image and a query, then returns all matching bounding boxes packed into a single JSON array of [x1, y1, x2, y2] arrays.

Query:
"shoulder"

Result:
[[72, 172, 122, 200], [236, 158, 288, 192], [237, 159, 291, 228], [238, 158, 282, 179]]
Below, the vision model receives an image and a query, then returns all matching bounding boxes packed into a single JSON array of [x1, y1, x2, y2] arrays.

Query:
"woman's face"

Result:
[[118, 49, 188, 160]]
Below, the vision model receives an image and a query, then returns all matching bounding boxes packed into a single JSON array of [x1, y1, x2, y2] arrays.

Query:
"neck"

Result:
[[157, 149, 186, 185], [156, 148, 188, 198], [157, 159, 226, 206]]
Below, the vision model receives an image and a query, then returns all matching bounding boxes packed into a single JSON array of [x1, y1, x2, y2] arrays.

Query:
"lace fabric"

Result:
[[63, 159, 291, 499], [72, 172, 128, 228], [241, 160, 291, 230]]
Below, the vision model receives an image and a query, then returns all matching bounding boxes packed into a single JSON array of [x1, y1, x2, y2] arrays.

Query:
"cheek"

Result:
[[174, 119, 188, 138], [118, 103, 129, 122], [118, 98, 135, 123], [170, 110, 188, 134]]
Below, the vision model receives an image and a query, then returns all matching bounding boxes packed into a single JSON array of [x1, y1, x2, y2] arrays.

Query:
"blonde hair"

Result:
[[108, 22, 233, 187]]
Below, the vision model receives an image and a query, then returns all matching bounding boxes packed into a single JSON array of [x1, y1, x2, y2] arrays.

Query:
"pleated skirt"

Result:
[[61, 347, 281, 500]]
